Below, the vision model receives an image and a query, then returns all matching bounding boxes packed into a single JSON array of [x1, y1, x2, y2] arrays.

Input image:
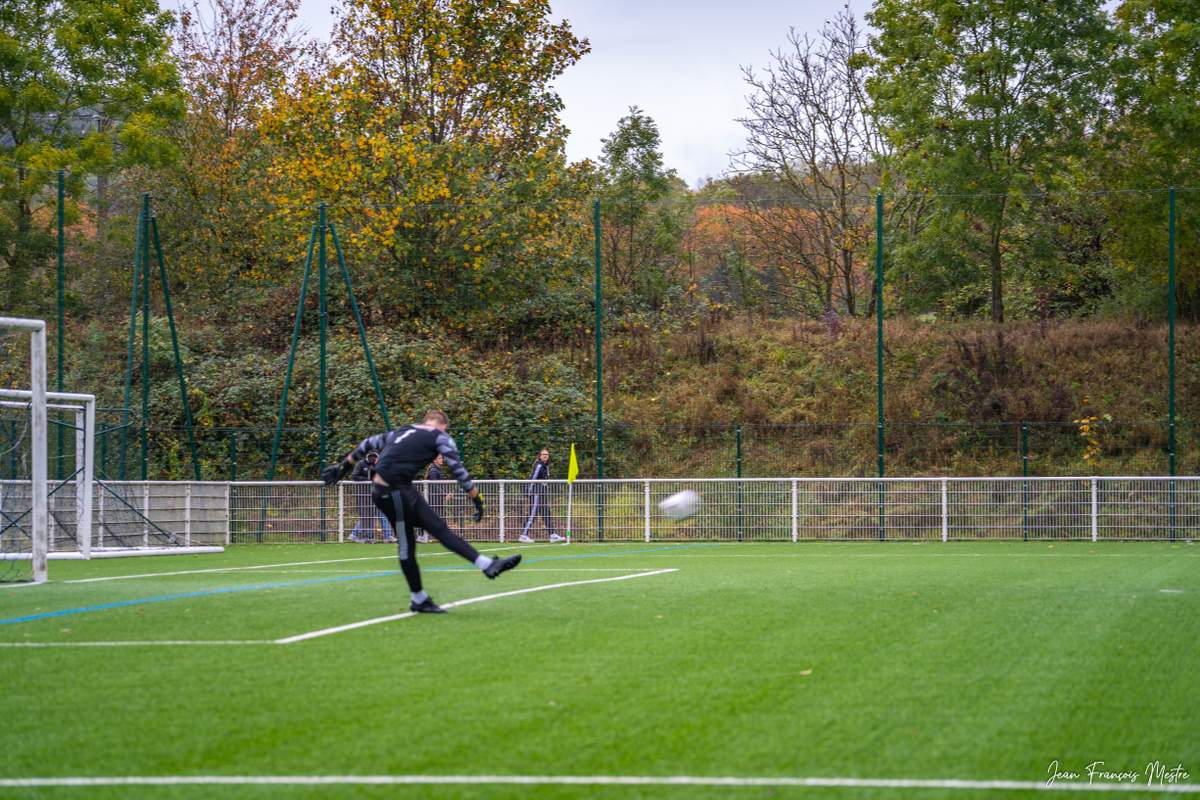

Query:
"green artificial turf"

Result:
[[1, 541, 1197, 799]]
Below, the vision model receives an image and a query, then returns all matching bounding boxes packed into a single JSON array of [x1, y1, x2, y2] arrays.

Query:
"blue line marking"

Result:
[[0, 543, 703, 626], [0, 572, 401, 626]]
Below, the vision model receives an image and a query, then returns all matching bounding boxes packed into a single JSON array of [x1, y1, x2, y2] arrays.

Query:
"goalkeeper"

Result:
[[322, 409, 521, 614]]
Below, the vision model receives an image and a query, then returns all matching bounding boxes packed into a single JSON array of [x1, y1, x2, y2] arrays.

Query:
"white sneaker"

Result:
[[549, 534, 566, 543], [518, 534, 534, 543]]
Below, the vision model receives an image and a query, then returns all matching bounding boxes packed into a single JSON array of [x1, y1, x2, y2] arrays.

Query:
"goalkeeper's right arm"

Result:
[[321, 432, 389, 485]]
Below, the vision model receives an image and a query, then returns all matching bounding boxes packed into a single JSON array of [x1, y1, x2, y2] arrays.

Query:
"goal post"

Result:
[[0, 317, 47, 583], [0, 390, 94, 558]]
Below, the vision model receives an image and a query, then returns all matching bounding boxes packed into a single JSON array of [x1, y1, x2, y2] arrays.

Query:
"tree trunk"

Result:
[[989, 199, 1008, 367], [6, 197, 33, 309], [842, 247, 856, 317], [989, 229, 1004, 324]]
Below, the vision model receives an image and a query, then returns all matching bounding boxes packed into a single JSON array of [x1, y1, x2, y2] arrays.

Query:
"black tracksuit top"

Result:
[[350, 425, 474, 493]]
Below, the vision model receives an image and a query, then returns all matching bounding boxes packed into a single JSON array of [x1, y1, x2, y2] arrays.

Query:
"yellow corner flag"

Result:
[[567, 443, 579, 484]]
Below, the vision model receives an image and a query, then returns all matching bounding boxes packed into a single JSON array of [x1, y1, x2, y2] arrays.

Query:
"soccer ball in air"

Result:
[[658, 490, 700, 522]]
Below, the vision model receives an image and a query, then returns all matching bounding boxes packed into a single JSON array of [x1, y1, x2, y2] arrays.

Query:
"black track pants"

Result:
[[372, 482, 481, 593]]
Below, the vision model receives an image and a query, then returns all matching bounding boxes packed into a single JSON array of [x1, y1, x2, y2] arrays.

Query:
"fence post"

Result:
[[1090, 477, 1098, 543], [142, 482, 150, 547], [337, 482, 344, 543], [184, 482, 192, 548], [499, 481, 506, 543], [791, 478, 798, 543], [98, 486, 105, 549], [941, 478, 948, 543], [877, 479, 886, 541], [644, 480, 651, 542], [224, 482, 231, 545]]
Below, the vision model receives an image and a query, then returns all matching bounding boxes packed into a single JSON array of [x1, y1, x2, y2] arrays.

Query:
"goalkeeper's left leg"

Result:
[[400, 485, 520, 579], [401, 485, 480, 562]]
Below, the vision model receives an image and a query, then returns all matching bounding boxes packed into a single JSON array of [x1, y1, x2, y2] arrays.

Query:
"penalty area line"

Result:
[[274, 568, 679, 644], [0, 775, 1195, 793]]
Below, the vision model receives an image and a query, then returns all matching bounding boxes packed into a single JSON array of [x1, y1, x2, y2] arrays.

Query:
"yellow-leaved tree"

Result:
[[261, 0, 594, 326]]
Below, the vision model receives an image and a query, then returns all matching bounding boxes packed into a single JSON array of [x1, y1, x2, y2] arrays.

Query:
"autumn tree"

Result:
[[260, 0, 592, 329], [1095, 0, 1200, 317], [597, 107, 689, 308], [867, 0, 1113, 328], [682, 199, 831, 317], [147, 0, 315, 304], [732, 8, 881, 316], [0, 0, 181, 310]]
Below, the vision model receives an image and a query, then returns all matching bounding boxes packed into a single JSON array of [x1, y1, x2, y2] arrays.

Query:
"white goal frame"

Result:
[[0, 317, 47, 582], [0, 390, 94, 558]]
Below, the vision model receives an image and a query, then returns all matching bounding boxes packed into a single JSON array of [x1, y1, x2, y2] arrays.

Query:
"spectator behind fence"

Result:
[[350, 451, 393, 542], [418, 453, 453, 544], [519, 447, 565, 543]]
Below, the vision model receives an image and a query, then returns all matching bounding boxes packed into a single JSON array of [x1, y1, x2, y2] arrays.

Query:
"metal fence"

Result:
[[6, 477, 1198, 548], [160, 477, 1200, 543]]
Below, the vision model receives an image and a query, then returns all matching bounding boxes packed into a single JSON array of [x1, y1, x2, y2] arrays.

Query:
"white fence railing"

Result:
[[4, 477, 1198, 548]]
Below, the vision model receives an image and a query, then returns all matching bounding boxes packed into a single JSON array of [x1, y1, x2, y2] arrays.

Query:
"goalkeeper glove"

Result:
[[471, 495, 484, 523], [321, 460, 351, 486]]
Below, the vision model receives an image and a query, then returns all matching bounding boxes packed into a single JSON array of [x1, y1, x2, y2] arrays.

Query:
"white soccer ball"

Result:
[[658, 489, 700, 522]]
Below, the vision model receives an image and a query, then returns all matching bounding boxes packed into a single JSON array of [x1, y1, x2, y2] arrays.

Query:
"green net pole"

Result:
[[98, 425, 108, 480], [229, 431, 238, 482], [1168, 187, 1177, 540], [56, 170, 64, 480], [876, 193, 885, 540], [150, 213, 202, 480], [593, 199, 604, 540], [266, 226, 318, 482], [735, 425, 744, 542], [318, 203, 328, 473], [317, 205, 329, 542], [1021, 423, 1029, 542], [329, 223, 391, 429], [120, 200, 145, 480], [139, 193, 151, 481]]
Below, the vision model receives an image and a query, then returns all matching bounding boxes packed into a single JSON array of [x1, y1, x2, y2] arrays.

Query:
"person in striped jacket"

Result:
[[519, 447, 565, 543]]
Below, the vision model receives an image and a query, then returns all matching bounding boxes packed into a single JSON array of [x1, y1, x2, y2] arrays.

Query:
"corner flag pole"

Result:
[[565, 443, 579, 543]]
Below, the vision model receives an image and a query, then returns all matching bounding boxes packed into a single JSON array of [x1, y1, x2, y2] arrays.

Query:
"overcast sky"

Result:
[[285, 0, 849, 187]]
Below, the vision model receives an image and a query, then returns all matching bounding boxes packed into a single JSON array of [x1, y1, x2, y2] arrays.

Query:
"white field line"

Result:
[[232, 567, 654, 575], [0, 775, 1195, 793], [62, 546, 520, 584], [275, 568, 679, 644], [672, 553, 1200, 558]]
